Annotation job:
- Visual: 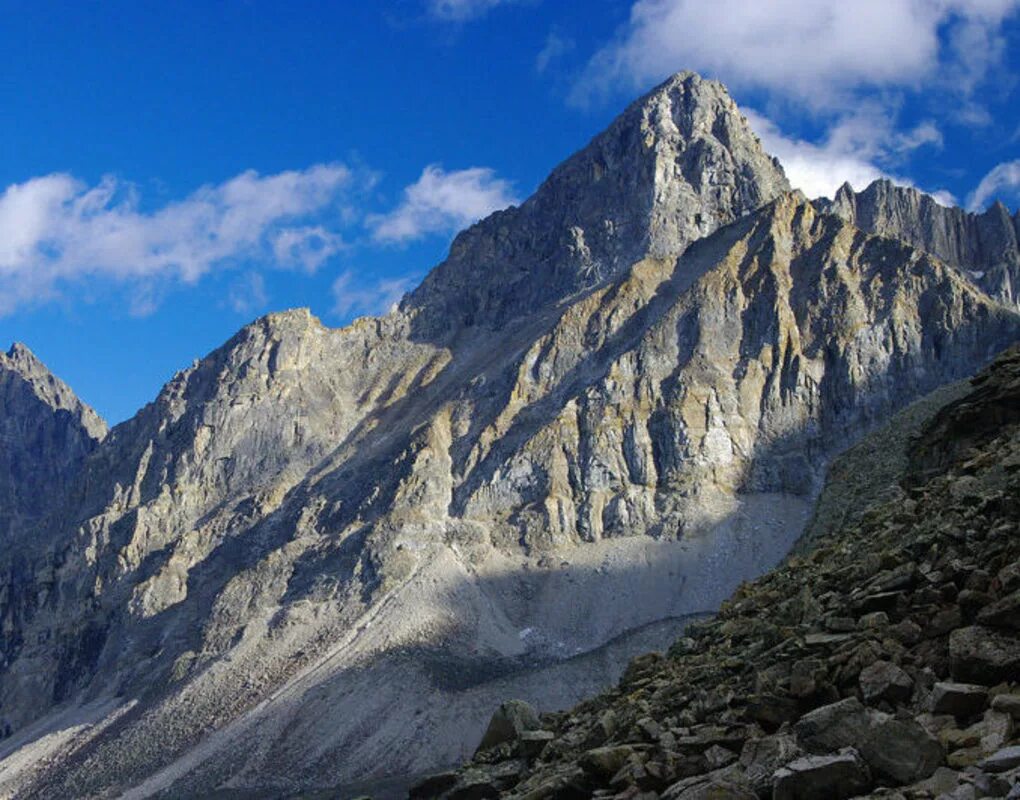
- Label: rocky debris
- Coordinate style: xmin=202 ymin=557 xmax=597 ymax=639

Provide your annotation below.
xmin=423 ymin=346 xmax=1020 ymax=798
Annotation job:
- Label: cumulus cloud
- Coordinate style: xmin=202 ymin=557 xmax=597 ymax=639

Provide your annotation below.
xmin=331 ymin=270 xmax=418 ymax=318
xmin=744 ymin=109 xmax=952 ymax=201
xmin=369 ymin=165 xmax=517 ymax=243
xmin=0 ymin=164 xmax=352 ymax=313
xmin=967 ymin=159 xmax=1020 ymax=210
xmin=573 ymin=0 xmax=1020 ymax=108
xmin=427 ymin=0 xmax=511 ymax=21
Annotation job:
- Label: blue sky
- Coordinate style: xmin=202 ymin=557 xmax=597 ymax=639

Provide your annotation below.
xmin=1 ymin=0 xmax=1018 ymax=423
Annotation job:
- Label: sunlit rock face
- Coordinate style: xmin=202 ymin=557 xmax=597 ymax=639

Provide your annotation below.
xmin=0 ymin=72 xmax=1017 ymax=799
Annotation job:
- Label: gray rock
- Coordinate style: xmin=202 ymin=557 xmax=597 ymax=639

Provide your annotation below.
xmin=978 ymin=745 xmax=1020 ymax=773
xmin=950 ymin=626 xmax=1020 ymax=684
xmin=930 ymin=682 xmax=989 ymax=718
xmin=579 ymin=745 xmax=637 ymax=778
xmin=772 ymin=749 xmax=872 ymax=800
xmin=794 ymin=698 xmax=872 ymax=752
xmin=738 ymin=732 xmax=803 ymax=796
xmin=859 ymin=661 xmax=913 ymax=704
xmin=476 ymin=700 xmax=542 ymax=752
xmin=795 ymin=698 xmax=943 ymax=784
xmin=0 ymin=343 xmax=106 ymax=546
xmin=977 ymin=590 xmax=1020 ymax=630
xmin=863 ymin=714 xmax=944 ymax=784
xmin=991 ymin=692 xmax=1020 ymax=720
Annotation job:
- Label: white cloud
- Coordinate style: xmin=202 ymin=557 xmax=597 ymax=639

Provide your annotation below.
xmin=227 ymin=272 xmax=269 ymax=315
xmin=573 ymin=0 xmax=1020 ymax=108
xmin=0 ymin=164 xmax=352 ymax=313
xmin=427 ymin=0 xmax=511 ymax=21
xmin=967 ymin=159 xmax=1020 ymax=210
xmin=744 ymin=109 xmax=953 ymax=202
xmin=272 ymin=226 xmax=344 ymax=272
xmin=332 ymin=270 xmax=417 ymax=318
xmin=535 ymin=32 xmax=574 ymax=73
xmin=369 ymin=165 xmax=517 ymax=243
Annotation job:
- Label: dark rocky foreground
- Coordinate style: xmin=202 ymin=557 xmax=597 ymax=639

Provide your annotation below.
xmin=417 ymin=345 xmax=1020 ymax=799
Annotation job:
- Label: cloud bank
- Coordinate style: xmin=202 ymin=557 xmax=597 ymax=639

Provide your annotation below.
xmin=574 ymin=0 xmax=1020 ymax=108
xmin=0 ymin=165 xmax=352 ymax=313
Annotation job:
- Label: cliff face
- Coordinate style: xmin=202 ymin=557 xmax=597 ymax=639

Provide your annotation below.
xmin=0 ymin=344 xmax=106 ymax=546
xmin=819 ymin=179 xmax=1020 ymax=310
xmin=0 ymin=73 xmax=1017 ymax=798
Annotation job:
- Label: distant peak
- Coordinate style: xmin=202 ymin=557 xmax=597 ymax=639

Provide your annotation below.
xmin=5 ymin=342 xmax=38 ymax=362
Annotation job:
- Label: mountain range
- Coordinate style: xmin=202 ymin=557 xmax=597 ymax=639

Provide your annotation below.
xmin=0 ymin=71 xmax=1017 ymax=798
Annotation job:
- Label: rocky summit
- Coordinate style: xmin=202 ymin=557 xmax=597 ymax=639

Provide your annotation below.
xmin=0 ymin=71 xmax=1017 ymax=799
xmin=421 ymin=345 xmax=1020 ymax=799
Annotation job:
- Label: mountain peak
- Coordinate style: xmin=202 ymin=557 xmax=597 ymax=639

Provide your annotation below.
xmin=3 ymin=341 xmax=40 ymax=369
xmin=404 ymin=69 xmax=789 ymax=336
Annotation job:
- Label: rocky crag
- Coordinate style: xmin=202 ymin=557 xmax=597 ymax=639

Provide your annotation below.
xmin=423 ymin=345 xmax=1020 ymax=800
xmin=0 ymin=72 xmax=1017 ymax=798
xmin=818 ymin=180 xmax=1020 ymax=310
xmin=0 ymin=344 xmax=106 ymax=548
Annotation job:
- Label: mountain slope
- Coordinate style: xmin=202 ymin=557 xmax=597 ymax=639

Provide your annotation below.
xmin=0 ymin=72 xmax=1017 ymax=798
xmin=0 ymin=343 xmax=106 ymax=546
xmin=423 ymin=344 xmax=1020 ymax=799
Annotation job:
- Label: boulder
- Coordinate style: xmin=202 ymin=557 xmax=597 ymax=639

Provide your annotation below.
xmin=978 ymin=745 xmax=1020 ymax=773
xmin=863 ymin=714 xmax=944 ymax=784
xmin=794 ymin=698 xmax=871 ymax=752
xmin=519 ymin=730 xmax=555 ymax=759
xmin=977 ymin=591 xmax=1020 ymax=629
xmin=794 ymin=698 xmax=942 ymax=783
xmin=991 ymin=692 xmax=1020 ymax=720
xmin=476 ymin=700 xmax=542 ymax=753
xmin=738 ymin=733 xmax=803 ymax=796
xmin=930 ymin=682 xmax=989 ymax=718
xmin=579 ymin=745 xmax=637 ymax=778
xmin=859 ymin=661 xmax=913 ymax=703
xmin=772 ymin=750 xmax=872 ymax=800
xmin=949 ymin=626 xmax=1020 ymax=684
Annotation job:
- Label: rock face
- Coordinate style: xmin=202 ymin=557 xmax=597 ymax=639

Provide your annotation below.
xmin=406 ymin=70 xmax=790 ymax=336
xmin=0 ymin=343 xmax=106 ymax=545
xmin=0 ymin=72 xmax=1018 ymax=798
xmin=425 ymin=345 xmax=1020 ymax=799
xmin=819 ymin=179 xmax=1020 ymax=309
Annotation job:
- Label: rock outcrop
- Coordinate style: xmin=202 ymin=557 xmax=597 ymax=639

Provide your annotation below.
xmin=819 ymin=179 xmax=1020 ymax=310
xmin=423 ymin=345 xmax=1020 ymax=799
xmin=0 ymin=72 xmax=1017 ymax=798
